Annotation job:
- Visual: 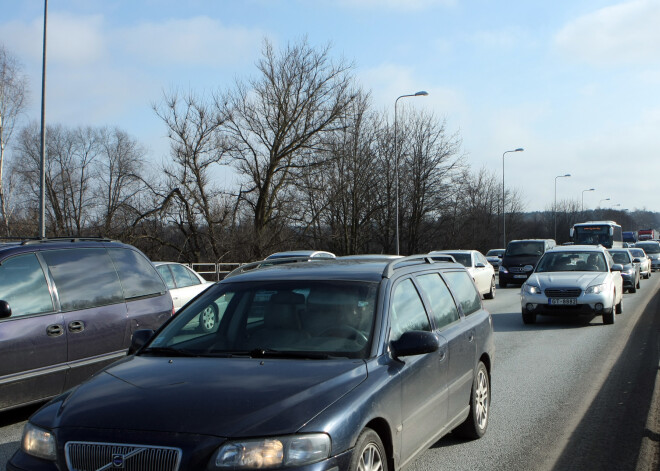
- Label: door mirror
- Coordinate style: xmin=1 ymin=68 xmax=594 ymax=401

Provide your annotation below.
xmin=475 ymin=262 xmax=486 ymax=268
xmin=390 ymin=331 xmax=439 ymax=359
xmin=611 ymin=264 xmax=623 ymax=272
xmin=128 ymin=329 xmax=155 ymax=355
xmin=633 ymin=258 xmax=641 ymax=264
xmin=0 ymin=300 xmax=11 ymax=319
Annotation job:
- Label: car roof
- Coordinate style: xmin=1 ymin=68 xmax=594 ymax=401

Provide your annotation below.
xmin=0 ymin=238 xmax=133 ymax=259
xmin=430 ymin=249 xmax=474 ymax=254
xmin=546 ymin=245 xmax=606 ymax=253
xmin=266 ymin=250 xmax=336 ymax=259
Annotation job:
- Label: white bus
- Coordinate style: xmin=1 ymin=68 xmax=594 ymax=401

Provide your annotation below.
xmin=570 ymin=220 xmax=623 ymax=249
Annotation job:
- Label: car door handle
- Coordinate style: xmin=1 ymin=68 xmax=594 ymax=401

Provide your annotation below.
xmin=68 ymin=320 xmax=85 ymax=333
xmin=47 ymin=324 xmax=64 ymax=337
xmin=438 ymin=349 xmax=447 ymax=362
xmin=466 ymin=331 xmax=475 ymax=342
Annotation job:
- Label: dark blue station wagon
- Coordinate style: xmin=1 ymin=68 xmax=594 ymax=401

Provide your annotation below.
xmin=9 ymin=255 xmax=494 ymax=471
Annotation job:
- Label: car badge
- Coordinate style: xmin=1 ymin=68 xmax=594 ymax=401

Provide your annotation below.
xmin=111 ymin=454 xmax=125 ymax=468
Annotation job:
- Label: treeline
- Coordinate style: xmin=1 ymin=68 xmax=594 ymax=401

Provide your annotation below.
xmin=2 ymin=40 xmax=658 ymax=263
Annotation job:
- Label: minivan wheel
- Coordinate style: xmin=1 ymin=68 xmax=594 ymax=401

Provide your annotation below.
xmin=484 ymin=277 xmax=496 ymax=299
xmin=522 ymin=310 xmax=536 ymax=324
xmin=453 ymin=362 xmax=490 ymax=439
xmin=199 ymin=303 xmax=219 ymax=332
xmin=615 ymin=296 xmax=623 ymax=314
xmin=499 ymin=280 xmax=507 ymax=288
xmin=350 ymin=428 xmax=387 ymax=471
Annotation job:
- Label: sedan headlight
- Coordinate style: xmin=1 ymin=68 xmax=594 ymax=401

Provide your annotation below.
xmin=623 ymin=267 xmax=635 ymax=275
xmin=22 ymin=423 xmax=57 ymax=460
xmin=585 ymin=284 xmax=606 ymax=294
xmin=523 ymin=283 xmax=541 ymax=294
xmin=213 ymin=434 xmax=331 ymax=468
xmin=499 ymin=266 xmax=509 ymax=274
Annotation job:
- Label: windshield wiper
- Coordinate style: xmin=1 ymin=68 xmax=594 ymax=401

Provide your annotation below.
xmin=140 ymin=346 xmax=198 ymax=357
xmin=248 ymin=348 xmax=337 ymax=359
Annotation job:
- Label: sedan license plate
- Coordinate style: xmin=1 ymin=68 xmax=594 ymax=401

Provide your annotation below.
xmin=549 ymin=298 xmax=577 ymax=306
xmin=513 ymin=274 xmax=527 ymax=279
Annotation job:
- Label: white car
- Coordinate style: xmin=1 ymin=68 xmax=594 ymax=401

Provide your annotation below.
xmin=628 ymin=247 xmax=652 ymax=279
xmin=520 ymin=245 xmax=624 ymax=325
xmin=429 ymin=249 xmax=496 ymax=299
xmin=154 ymin=262 xmax=214 ymax=312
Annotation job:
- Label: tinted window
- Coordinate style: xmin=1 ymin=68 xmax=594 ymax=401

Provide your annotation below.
xmin=444 ymin=253 xmax=471 ymax=267
xmin=0 ymin=253 xmax=54 ymax=316
xmin=170 ymin=264 xmax=198 ymax=288
xmin=390 ymin=279 xmax=431 ymax=341
xmin=506 ymin=241 xmax=544 ymax=256
xmin=156 ymin=265 xmax=176 ymax=290
xmin=108 ymin=248 xmax=166 ymax=299
xmin=609 ymin=251 xmax=631 ymax=264
xmin=41 ymin=248 xmax=124 ymax=311
xmin=416 ymin=273 xmax=459 ymax=330
xmin=442 ymin=271 xmax=482 ymax=316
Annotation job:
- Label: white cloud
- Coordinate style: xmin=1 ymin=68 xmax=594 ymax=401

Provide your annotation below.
xmin=116 ymin=16 xmax=264 ymax=67
xmin=555 ymin=0 xmax=660 ymax=66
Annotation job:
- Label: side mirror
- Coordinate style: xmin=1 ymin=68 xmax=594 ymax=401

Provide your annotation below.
xmin=128 ymin=329 xmax=155 ymax=355
xmin=0 ymin=300 xmax=11 ymax=319
xmin=390 ymin=331 xmax=439 ymax=359
xmin=475 ymin=262 xmax=486 ymax=268
xmin=611 ymin=264 xmax=623 ymax=272
xmin=633 ymin=258 xmax=641 ymax=264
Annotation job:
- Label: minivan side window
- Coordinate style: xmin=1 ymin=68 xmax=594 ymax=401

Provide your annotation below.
xmin=442 ymin=271 xmax=482 ymax=316
xmin=416 ymin=273 xmax=460 ymax=330
xmin=41 ymin=248 xmax=124 ymax=311
xmin=390 ymin=278 xmax=431 ymax=341
xmin=108 ymin=248 xmax=166 ymax=299
xmin=0 ymin=253 xmax=54 ymax=317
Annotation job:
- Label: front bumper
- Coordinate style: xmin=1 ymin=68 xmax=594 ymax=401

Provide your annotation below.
xmin=521 ymin=291 xmax=613 ymax=316
xmin=499 ymin=268 xmax=533 ymax=284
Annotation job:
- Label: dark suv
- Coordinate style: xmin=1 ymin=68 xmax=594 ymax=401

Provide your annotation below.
xmin=9 ymin=255 xmax=494 ymax=471
xmin=499 ymin=239 xmax=556 ymax=287
xmin=0 ymin=238 xmax=173 ymax=412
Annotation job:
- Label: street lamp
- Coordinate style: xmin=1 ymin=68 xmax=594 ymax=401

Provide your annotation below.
xmin=502 ymin=148 xmax=524 ymax=247
xmin=554 ymin=173 xmax=571 ymax=240
xmin=394 ymin=90 xmax=428 ymax=255
xmin=599 ymin=198 xmax=611 ymax=208
xmin=581 ymin=188 xmax=595 ymax=212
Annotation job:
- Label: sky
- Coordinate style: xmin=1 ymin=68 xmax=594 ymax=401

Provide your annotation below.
xmin=2 ymin=0 xmax=660 ymax=213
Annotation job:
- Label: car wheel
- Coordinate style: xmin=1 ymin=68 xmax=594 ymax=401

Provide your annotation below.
xmin=453 ymin=362 xmax=490 ymax=439
xmin=349 ymin=428 xmax=388 ymax=471
xmin=499 ymin=280 xmax=507 ymax=288
xmin=615 ymin=296 xmax=623 ymax=314
xmin=522 ymin=310 xmax=536 ymax=324
xmin=199 ymin=303 xmax=219 ymax=332
xmin=603 ymin=308 xmax=615 ymax=325
xmin=636 ymin=277 xmax=641 ymax=289
xmin=484 ymin=277 xmax=496 ymax=299
xmin=629 ymin=284 xmax=636 ymax=293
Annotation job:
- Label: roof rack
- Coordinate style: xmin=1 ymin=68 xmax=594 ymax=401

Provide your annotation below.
xmin=224 ymin=256 xmax=333 ymax=279
xmin=19 ymin=236 xmax=117 ymax=246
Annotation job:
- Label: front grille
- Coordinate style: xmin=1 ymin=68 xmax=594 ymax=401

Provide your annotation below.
xmin=65 ymin=442 xmax=182 ymax=471
xmin=545 ymin=288 xmax=581 ymax=298
xmin=508 ymin=266 xmax=528 ymax=273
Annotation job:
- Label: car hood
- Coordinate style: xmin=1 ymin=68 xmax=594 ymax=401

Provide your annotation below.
xmin=527 ymin=272 xmax=607 ymax=288
xmin=36 ymin=356 xmax=367 ymax=437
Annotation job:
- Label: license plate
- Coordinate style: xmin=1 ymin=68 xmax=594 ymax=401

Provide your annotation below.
xmin=549 ymin=298 xmax=577 ymax=305
xmin=513 ymin=274 xmax=527 ymax=279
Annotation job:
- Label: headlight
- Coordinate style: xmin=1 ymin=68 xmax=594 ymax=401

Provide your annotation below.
xmin=523 ymin=265 xmax=534 ymax=272
xmin=499 ymin=266 xmax=508 ymax=274
xmin=523 ymin=283 xmax=541 ymax=294
xmin=22 ymin=423 xmax=57 ymax=460
xmin=213 ymin=434 xmax=331 ymax=468
xmin=586 ymin=284 xmax=605 ymax=294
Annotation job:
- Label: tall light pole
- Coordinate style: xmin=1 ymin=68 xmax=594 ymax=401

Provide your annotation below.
xmin=554 ymin=173 xmax=571 ymax=240
xmin=39 ymin=0 xmax=48 ymax=238
xmin=502 ymin=148 xmax=524 ymax=247
xmin=581 ymin=188 xmax=595 ymax=213
xmin=394 ymin=90 xmax=428 ymax=255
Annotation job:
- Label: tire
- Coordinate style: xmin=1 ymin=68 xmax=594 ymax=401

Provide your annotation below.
xmin=199 ymin=303 xmax=219 ymax=332
xmin=603 ymin=308 xmax=615 ymax=324
xmin=636 ymin=277 xmax=641 ymax=289
xmin=453 ymin=362 xmax=490 ymax=439
xmin=630 ymin=284 xmax=636 ymax=294
xmin=615 ymin=296 xmax=623 ymax=314
xmin=484 ymin=277 xmax=496 ymax=299
xmin=522 ymin=310 xmax=536 ymax=324
xmin=349 ymin=428 xmax=388 ymax=471
xmin=499 ymin=280 xmax=507 ymax=289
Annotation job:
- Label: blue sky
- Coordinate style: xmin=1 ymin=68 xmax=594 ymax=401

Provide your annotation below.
xmin=2 ymin=0 xmax=660 ymax=212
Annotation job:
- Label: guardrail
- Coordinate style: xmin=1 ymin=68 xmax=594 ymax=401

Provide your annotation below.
xmin=189 ymin=263 xmax=243 ymax=281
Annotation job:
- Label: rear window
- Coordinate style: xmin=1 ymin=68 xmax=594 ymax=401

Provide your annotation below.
xmin=108 ymin=248 xmax=166 ymax=299
xmin=442 ymin=271 xmax=482 ymax=316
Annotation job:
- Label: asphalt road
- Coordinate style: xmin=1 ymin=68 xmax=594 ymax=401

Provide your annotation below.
xmin=1 ymin=276 xmax=659 ymax=470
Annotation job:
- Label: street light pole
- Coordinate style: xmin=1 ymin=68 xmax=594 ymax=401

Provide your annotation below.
xmin=39 ymin=0 xmax=48 ymax=238
xmin=554 ymin=173 xmax=571 ymax=240
xmin=394 ymin=90 xmax=428 ymax=255
xmin=581 ymin=188 xmax=595 ymax=213
xmin=599 ymin=198 xmax=611 ymax=208
xmin=502 ymin=148 xmax=524 ymax=247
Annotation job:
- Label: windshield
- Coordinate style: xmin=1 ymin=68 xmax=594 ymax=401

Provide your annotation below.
xmin=629 ymin=249 xmax=645 ymax=257
xmin=536 ymin=251 xmax=607 ymax=273
xmin=635 ymin=243 xmax=660 ymax=254
xmin=144 ymin=280 xmax=379 ymax=359
xmin=573 ymin=226 xmax=612 ymax=246
xmin=506 ymin=242 xmax=544 ymax=257
xmin=608 ymin=251 xmax=631 ymax=265
xmin=486 ymin=250 xmax=504 ymax=257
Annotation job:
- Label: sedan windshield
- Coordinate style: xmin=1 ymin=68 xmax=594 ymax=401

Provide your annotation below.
xmin=536 ymin=251 xmax=607 ymax=272
xmin=144 ymin=280 xmax=379 ymax=360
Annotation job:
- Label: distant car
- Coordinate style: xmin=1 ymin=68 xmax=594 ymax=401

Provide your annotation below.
xmin=485 ymin=249 xmax=505 ymax=270
xmin=266 ymin=250 xmax=336 ymax=260
xmin=154 ymin=262 xmax=214 ymax=311
xmin=520 ymin=245 xmax=624 ymax=325
xmin=628 ymin=247 xmax=652 ymax=279
xmin=10 ymin=255 xmax=494 ymax=471
xmin=607 ymin=249 xmax=641 ymax=293
xmin=430 ymin=249 xmax=496 ymax=299
xmin=499 ymin=239 xmax=556 ymax=288
xmin=634 ymin=241 xmax=660 ymax=272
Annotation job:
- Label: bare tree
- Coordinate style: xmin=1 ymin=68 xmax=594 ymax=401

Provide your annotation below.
xmin=0 ymin=45 xmax=29 ymax=235
xmin=220 ymin=37 xmax=358 ymax=257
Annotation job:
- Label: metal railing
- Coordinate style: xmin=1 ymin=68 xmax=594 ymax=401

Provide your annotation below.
xmin=189 ymin=262 xmax=243 ymax=281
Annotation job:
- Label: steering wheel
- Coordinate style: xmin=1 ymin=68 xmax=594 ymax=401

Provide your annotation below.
xmin=320 ymin=325 xmax=368 ymax=343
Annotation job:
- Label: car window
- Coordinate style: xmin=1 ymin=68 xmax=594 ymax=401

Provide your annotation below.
xmin=445 ymin=253 xmax=471 ymax=267
xmin=609 ymin=251 xmax=630 ymax=264
xmin=108 ymin=248 xmax=166 ymax=299
xmin=41 ymin=248 xmax=124 ymax=311
xmin=442 ymin=271 xmax=482 ymax=316
xmin=170 ymin=264 xmax=199 ymax=288
xmin=416 ymin=273 xmax=459 ymax=330
xmin=0 ymin=253 xmax=54 ymax=317
xmin=390 ymin=278 xmax=431 ymax=341
xmin=156 ymin=265 xmax=176 ymax=290
xmin=506 ymin=241 xmax=544 ymax=256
